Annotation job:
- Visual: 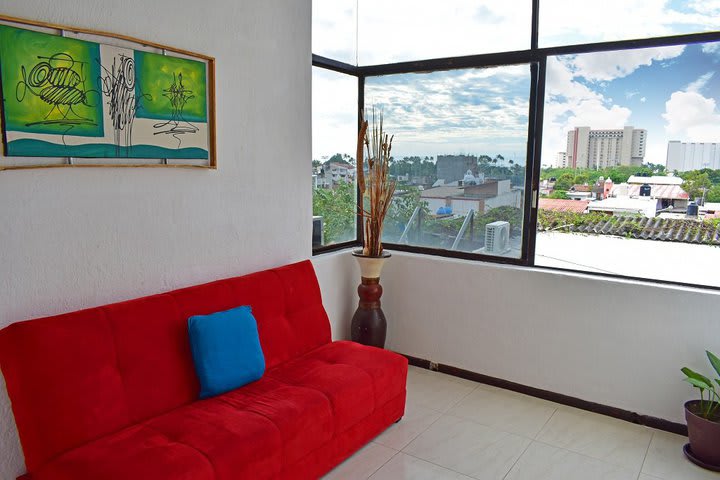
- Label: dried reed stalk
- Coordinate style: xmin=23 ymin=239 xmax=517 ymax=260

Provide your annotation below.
xmin=357 ymin=108 xmax=396 ymax=257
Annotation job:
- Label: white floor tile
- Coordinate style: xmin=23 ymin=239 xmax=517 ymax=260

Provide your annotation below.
xmin=322 ymin=443 xmax=398 ymax=480
xmin=369 ymin=452 xmax=475 ymax=480
xmin=403 ymin=414 xmax=531 ymax=479
xmin=446 ymin=385 xmax=557 ymax=437
xmin=642 ymin=430 xmax=720 ymax=480
xmin=406 ymin=366 xmax=478 ymax=413
xmin=374 ymin=400 xmax=443 ymax=450
xmin=505 ymin=441 xmax=638 ymax=480
xmin=536 ymin=406 xmax=652 ymax=471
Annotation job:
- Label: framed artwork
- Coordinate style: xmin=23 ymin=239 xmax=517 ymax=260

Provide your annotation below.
xmin=0 ymin=15 xmax=216 ymax=169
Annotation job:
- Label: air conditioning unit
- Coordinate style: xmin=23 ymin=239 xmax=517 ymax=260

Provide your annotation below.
xmin=485 ymin=221 xmax=511 ymax=254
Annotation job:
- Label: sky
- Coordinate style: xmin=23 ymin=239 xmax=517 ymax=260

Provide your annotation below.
xmin=312 ymin=0 xmax=720 ymax=166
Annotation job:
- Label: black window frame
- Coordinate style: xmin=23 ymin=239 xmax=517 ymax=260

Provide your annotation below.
xmin=311 ymin=1 xmax=720 ymax=288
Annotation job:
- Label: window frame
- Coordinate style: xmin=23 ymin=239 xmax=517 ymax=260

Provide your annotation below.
xmin=312 ymin=1 xmax=720 ymax=288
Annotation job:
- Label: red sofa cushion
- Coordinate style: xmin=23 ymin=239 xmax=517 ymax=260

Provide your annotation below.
xmin=0 ymin=308 xmax=131 ymax=472
xmin=0 ymin=260 xmax=332 ymax=473
xmin=29 ymin=342 xmax=407 ymax=480
xmin=31 ymin=425 xmax=214 ymax=480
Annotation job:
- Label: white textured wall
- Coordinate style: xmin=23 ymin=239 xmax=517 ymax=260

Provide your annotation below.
xmin=379 ymin=251 xmax=720 ymax=425
xmin=312 ymin=251 xmax=359 ymax=341
xmin=0 ymin=1 xmax=311 ymax=478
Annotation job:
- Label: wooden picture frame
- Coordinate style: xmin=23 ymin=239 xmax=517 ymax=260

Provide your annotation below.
xmin=0 ymin=14 xmax=217 ymax=170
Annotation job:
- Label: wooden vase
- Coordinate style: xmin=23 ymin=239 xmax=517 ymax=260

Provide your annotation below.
xmin=351 ymin=250 xmax=390 ymax=348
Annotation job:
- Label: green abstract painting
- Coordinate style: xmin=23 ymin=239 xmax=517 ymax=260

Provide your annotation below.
xmin=134 ymin=51 xmax=207 ymax=122
xmin=0 ymin=24 xmax=103 ymax=137
xmin=0 ymin=23 xmax=211 ymax=161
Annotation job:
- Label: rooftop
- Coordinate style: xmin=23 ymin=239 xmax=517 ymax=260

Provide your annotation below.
xmin=627 ymin=175 xmax=684 ymax=185
xmin=538 ymin=198 xmax=590 ymax=213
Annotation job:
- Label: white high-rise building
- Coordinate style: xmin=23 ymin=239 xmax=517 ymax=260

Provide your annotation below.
xmin=566 ymin=126 xmax=646 ymax=169
xmin=555 ymin=152 xmax=568 ymax=168
xmin=666 ymin=141 xmax=720 ymax=171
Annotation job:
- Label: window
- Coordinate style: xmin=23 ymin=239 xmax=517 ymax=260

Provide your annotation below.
xmin=357 ymin=0 xmax=531 ymax=65
xmin=538 ymin=41 xmax=720 ymax=287
xmin=365 ymin=66 xmax=531 ymax=259
xmin=312 ymin=67 xmax=358 ymax=248
xmin=540 ymin=0 xmax=720 ymax=47
xmin=312 ymin=0 xmax=357 ymax=64
xmin=312 ymin=1 xmax=720 ymax=288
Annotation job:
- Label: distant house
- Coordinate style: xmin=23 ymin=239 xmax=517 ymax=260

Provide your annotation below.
xmin=610 ymin=181 xmax=689 ymax=212
xmin=421 ymin=179 xmax=522 ymax=216
xmin=567 ymin=184 xmax=593 ymax=200
xmin=587 ymin=196 xmax=658 ymax=217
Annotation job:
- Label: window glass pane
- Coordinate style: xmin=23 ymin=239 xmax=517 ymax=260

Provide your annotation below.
xmin=312 ymin=67 xmax=358 ymax=247
xmin=366 ymin=65 xmax=532 ymax=259
xmin=312 ymin=0 xmax=357 ymax=64
xmin=358 ymin=0 xmax=531 ymax=65
xmin=540 ymin=0 xmax=720 ymax=47
xmin=538 ymin=41 xmax=720 ymax=287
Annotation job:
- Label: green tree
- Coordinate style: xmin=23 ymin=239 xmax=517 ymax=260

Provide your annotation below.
xmin=706 ymin=185 xmax=720 ymax=203
xmin=548 ymin=190 xmax=569 ymax=199
xmin=554 ymin=173 xmax=575 ymax=190
xmin=682 ymin=171 xmax=712 ymax=200
xmin=312 ymin=182 xmax=356 ymax=244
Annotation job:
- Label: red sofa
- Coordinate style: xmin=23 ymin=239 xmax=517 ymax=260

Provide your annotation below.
xmin=0 ymin=260 xmax=408 ymax=480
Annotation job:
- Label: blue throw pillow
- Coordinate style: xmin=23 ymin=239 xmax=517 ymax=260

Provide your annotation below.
xmin=188 ymin=305 xmax=265 ymax=399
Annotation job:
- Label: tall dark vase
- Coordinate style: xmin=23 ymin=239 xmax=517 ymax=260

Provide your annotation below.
xmin=350 ymin=250 xmax=390 ymax=349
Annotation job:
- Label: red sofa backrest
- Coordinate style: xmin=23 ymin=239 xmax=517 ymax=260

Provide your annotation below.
xmin=0 ymin=260 xmax=330 ymax=473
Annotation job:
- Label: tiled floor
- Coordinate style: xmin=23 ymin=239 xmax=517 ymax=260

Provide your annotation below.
xmin=322 ymin=366 xmax=720 ymax=480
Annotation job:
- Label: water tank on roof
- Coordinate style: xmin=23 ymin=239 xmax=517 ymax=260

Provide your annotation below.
xmin=639 ymin=184 xmax=652 ymax=197
xmin=687 ymin=202 xmax=699 ymax=217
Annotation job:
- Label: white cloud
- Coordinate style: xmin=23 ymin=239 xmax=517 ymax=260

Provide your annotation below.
xmin=364 ymin=66 xmax=531 ymax=159
xmin=702 ymin=42 xmax=720 ymax=54
xmin=685 ymin=72 xmax=715 ymax=93
xmin=569 ymin=46 xmax=685 ymax=82
xmin=663 ymin=90 xmax=720 ymax=142
xmin=356 ymin=0 xmax=530 ymax=65
xmin=541 ymin=0 xmax=720 ymax=46
xmin=640 ymin=97 xmax=647 ymax=103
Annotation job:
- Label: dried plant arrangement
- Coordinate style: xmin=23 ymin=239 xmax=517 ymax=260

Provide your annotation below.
xmin=356 ymin=108 xmax=396 ymax=257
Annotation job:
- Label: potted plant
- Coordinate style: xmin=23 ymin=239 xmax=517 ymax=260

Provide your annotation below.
xmin=350 ymin=108 xmax=396 ymax=348
xmin=681 ymin=350 xmax=720 ymax=470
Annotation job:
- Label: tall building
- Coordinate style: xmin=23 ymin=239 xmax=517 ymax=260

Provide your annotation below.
xmin=666 ymin=141 xmax=720 ymax=171
xmin=436 ymin=154 xmax=477 ymax=183
xmin=555 ymin=152 xmax=568 ymax=168
xmin=566 ymin=126 xmax=646 ymax=169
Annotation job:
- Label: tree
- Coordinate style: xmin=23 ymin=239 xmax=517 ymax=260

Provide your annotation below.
xmin=554 ymin=173 xmax=575 ymax=190
xmin=548 ymin=190 xmax=569 ymax=199
xmin=682 ymin=171 xmax=712 ymax=200
xmin=706 ymin=185 xmax=720 ymax=203
xmin=312 ymin=182 xmax=356 ymax=244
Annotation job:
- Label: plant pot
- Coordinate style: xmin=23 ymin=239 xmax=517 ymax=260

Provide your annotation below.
xmin=684 ymin=400 xmax=720 ymax=469
xmin=350 ymin=250 xmax=390 ymax=348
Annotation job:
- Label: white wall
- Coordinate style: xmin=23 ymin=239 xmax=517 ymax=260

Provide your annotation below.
xmin=0 ymin=1 xmax=310 ymax=478
xmin=379 ymin=251 xmax=720 ymax=425
xmin=312 ymin=251 xmax=359 ymax=341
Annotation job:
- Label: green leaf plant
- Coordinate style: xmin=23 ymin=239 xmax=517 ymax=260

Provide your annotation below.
xmin=682 ymin=351 xmax=720 ymax=420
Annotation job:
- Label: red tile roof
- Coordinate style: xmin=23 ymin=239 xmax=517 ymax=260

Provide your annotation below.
xmin=539 ymin=198 xmax=590 ymax=213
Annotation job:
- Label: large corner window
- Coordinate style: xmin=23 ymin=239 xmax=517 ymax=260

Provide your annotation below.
xmin=366 ymin=66 xmax=531 ymax=259
xmin=311 ymin=1 xmax=720 ymax=289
